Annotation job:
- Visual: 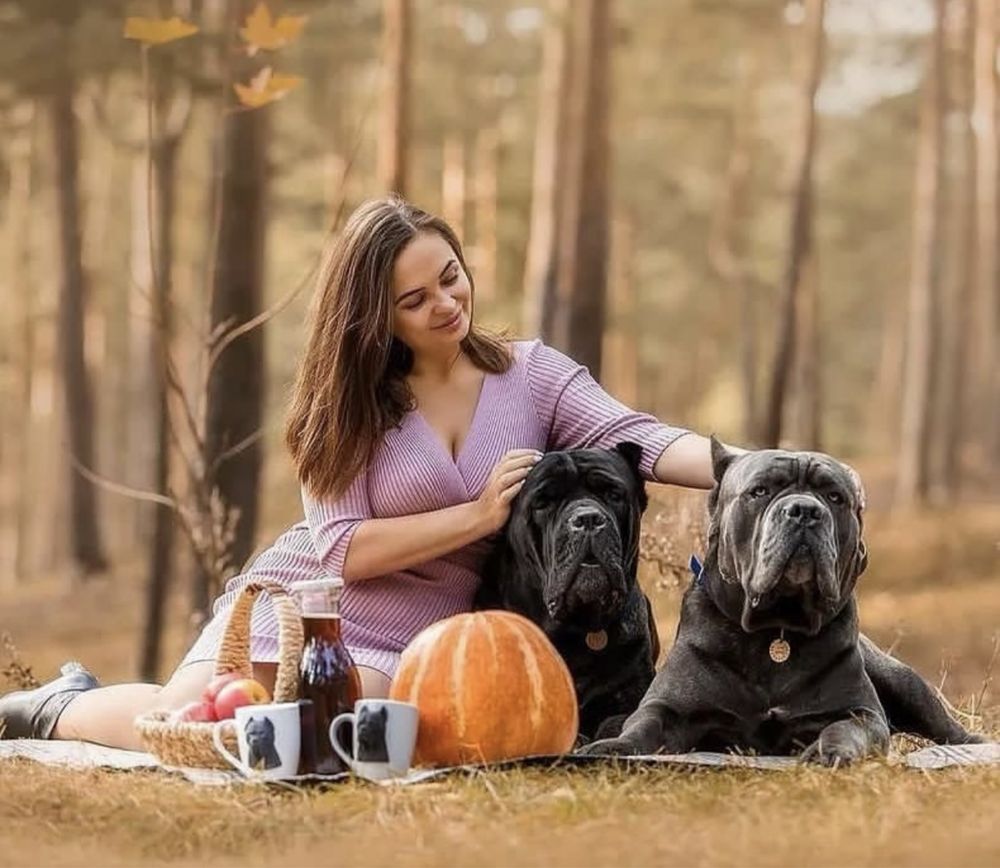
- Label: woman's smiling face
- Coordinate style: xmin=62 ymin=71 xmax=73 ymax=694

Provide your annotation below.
xmin=391 ymin=231 xmax=472 ymax=359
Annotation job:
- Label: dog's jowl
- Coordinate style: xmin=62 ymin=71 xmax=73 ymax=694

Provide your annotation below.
xmin=476 ymin=442 xmax=659 ymax=739
xmin=580 ymin=438 xmax=983 ymax=765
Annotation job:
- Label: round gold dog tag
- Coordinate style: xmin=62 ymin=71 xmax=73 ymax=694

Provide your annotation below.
xmin=585 ymin=630 xmax=609 ymax=651
xmin=769 ymin=637 xmax=791 ymax=663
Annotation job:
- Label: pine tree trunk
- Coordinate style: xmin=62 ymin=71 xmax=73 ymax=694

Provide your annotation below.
xmin=895 ymin=0 xmax=945 ymax=509
xmin=472 ymin=127 xmax=499 ymax=303
xmin=554 ymin=0 xmax=612 ymax=376
xmin=441 ymin=135 xmax=466 ymax=241
xmin=50 ymin=44 xmax=108 ymax=578
xmin=377 ymin=0 xmax=411 ymax=195
xmin=602 ymin=212 xmax=638 ymax=406
xmin=936 ymin=0 xmax=977 ymax=501
xmin=793 ymin=249 xmax=822 ymax=450
xmin=3 ymin=108 xmax=34 ymax=585
xmin=195 ymin=9 xmax=269 ymax=617
xmin=761 ymin=0 xmax=825 ymax=448
xmin=140 ymin=131 xmax=180 ymax=682
xmin=709 ymin=51 xmax=757 ymax=444
xmin=522 ymin=0 xmax=572 ymax=339
xmin=971 ymin=0 xmax=998 ymax=468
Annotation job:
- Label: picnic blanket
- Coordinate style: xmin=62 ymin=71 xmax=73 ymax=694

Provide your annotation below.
xmin=1 ymin=739 xmax=998 ymax=788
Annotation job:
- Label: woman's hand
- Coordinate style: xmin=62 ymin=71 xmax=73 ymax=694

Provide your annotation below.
xmin=476 ymin=449 xmax=543 ymax=534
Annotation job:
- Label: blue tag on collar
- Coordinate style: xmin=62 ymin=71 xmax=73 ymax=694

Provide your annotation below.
xmin=689 ymin=554 xmax=704 ymax=585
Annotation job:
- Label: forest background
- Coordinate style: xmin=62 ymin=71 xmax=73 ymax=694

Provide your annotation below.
xmin=1 ymin=3 xmax=999 ymax=866
xmin=0 ymin=0 xmax=996 ymax=720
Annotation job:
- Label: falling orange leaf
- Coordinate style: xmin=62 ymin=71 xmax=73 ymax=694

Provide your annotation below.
xmin=124 ymin=16 xmax=199 ymax=45
xmin=233 ymin=66 xmax=303 ymax=108
xmin=239 ymin=2 xmax=307 ymax=54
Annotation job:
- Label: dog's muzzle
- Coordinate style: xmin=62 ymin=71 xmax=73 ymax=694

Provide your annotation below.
xmin=544 ymin=503 xmax=627 ymax=626
xmin=741 ymin=494 xmax=841 ymax=634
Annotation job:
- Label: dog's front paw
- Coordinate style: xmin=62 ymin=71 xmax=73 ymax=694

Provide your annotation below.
xmin=575 ymin=736 xmax=640 ymax=757
xmin=800 ymin=728 xmax=868 ymax=768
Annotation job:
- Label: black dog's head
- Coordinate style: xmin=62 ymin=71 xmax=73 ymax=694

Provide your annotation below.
xmin=506 ymin=442 xmax=648 ymax=629
xmin=704 ymin=437 xmax=868 ymax=636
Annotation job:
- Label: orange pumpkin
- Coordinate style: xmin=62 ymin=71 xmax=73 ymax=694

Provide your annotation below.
xmin=389 ymin=610 xmax=579 ymax=766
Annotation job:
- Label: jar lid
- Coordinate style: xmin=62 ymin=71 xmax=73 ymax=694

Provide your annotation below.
xmin=292 ymin=577 xmax=344 ymax=593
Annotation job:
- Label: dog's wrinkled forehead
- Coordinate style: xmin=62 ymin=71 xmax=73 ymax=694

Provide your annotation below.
xmin=526 ymin=449 xmax=632 ymax=494
xmin=722 ymin=450 xmax=864 ymax=507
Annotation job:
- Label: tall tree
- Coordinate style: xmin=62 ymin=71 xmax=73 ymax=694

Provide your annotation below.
xmin=971 ymin=0 xmax=998 ymax=466
xmin=709 ymin=49 xmax=758 ymax=445
xmin=553 ymin=0 xmax=612 ymax=376
xmin=50 ymin=4 xmax=109 ymax=577
xmin=139 ymin=49 xmax=190 ymax=681
xmin=602 ymin=211 xmax=638 ymax=406
xmin=935 ymin=0 xmax=978 ymax=500
xmin=761 ymin=0 xmax=825 ymax=448
xmin=1 ymin=104 xmax=36 ymax=584
xmin=472 ymin=126 xmax=499 ymax=303
xmin=195 ymin=0 xmax=270 ymax=618
xmin=522 ymin=0 xmax=572 ymax=339
xmin=377 ymin=0 xmax=411 ymax=195
xmin=441 ymin=135 xmax=466 ymax=240
xmin=896 ymin=0 xmax=946 ymax=508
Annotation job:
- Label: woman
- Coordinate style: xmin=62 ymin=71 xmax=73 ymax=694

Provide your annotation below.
xmin=0 ymin=195 xmax=724 ymax=750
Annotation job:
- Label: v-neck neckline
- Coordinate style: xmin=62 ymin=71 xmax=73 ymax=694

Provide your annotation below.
xmin=411 ymin=369 xmax=493 ymax=467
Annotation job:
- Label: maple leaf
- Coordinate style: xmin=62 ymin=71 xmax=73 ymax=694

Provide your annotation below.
xmin=239 ymin=2 xmax=307 ymax=54
xmin=233 ymin=66 xmax=303 ymax=108
xmin=124 ymin=16 xmax=199 ymax=45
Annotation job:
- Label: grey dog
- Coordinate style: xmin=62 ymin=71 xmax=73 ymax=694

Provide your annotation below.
xmin=580 ymin=438 xmax=983 ymax=765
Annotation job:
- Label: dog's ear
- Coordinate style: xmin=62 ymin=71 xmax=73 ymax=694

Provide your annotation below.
xmin=710 ymin=435 xmax=738 ymax=485
xmin=843 ymin=462 xmax=869 ymax=579
xmin=613 ymin=441 xmax=648 ymax=512
xmin=613 ymin=441 xmax=643 ymax=478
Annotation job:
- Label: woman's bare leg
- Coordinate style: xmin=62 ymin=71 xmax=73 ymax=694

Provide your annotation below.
xmin=51 ymin=661 xmax=389 ymax=750
xmin=53 ymin=661 xmax=278 ymax=751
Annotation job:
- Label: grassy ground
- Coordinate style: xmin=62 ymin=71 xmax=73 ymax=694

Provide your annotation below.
xmin=1 ymin=491 xmax=998 ymax=868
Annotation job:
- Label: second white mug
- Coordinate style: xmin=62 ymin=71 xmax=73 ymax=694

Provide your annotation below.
xmin=330 ymin=699 xmax=419 ymax=781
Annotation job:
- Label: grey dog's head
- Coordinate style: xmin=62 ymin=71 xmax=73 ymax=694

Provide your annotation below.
xmin=245 ymin=717 xmax=275 ymax=749
xmin=703 ymin=437 xmax=868 ymax=635
xmin=506 ymin=443 xmax=648 ymax=629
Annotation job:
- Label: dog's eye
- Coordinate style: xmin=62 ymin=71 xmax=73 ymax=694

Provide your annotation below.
xmin=531 ymin=495 xmax=551 ymax=513
xmin=748 ymin=485 xmax=769 ymax=499
xmin=603 ymin=488 xmax=623 ymax=503
xmin=826 ymin=491 xmax=844 ymax=505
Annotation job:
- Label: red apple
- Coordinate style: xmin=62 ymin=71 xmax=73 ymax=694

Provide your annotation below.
xmin=202 ymin=672 xmax=244 ymax=706
xmin=170 ymin=700 xmax=217 ymax=724
xmin=212 ymin=678 xmax=271 ymax=720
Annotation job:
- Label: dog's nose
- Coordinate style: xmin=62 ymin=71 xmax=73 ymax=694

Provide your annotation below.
xmin=781 ymin=496 xmax=823 ymax=527
xmin=570 ymin=508 xmax=607 ymax=532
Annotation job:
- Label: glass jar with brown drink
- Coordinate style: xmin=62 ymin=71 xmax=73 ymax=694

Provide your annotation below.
xmin=293 ymin=577 xmax=362 ymax=774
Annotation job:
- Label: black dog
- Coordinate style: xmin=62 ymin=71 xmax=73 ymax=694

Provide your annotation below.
xmin=581 ymin=439 xmax=982 ymax=764
xmin=244 ymin=716 xmax=282 ymax=770
xmin=476 ymin=442 xmax=660 ymax=739
xmin=357 ymin=705 xmax=390 ymax=763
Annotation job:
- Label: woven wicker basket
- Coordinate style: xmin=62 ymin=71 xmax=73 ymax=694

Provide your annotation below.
xmin=134 ymin=580 xmax=304 ymax=770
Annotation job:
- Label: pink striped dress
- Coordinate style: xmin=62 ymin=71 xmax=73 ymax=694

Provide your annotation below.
xmin=180 ymin=340 xmax=690 ymax=677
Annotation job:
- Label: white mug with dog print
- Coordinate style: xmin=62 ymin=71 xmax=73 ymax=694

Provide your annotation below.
xmin=330 ymin=699 xmax=419 ymax=781
xmin=212 ymin=701 xmax=301 ymax=779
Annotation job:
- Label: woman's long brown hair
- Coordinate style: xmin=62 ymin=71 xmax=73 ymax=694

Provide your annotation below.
xmin=285 ymin=195 xmax=512 ymax=500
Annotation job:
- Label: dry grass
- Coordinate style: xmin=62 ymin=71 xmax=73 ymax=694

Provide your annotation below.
xmin=2 ymin=762 xmax=1000 ymax=867
xmin=1 ymin=494 xmax=998 ymax=868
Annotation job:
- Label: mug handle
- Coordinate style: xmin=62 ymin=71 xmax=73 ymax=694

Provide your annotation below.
xmin=329 ymin=712 xmax=356 ymax=772
xmin=212 ymin=720 xmax=251 ymax=776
